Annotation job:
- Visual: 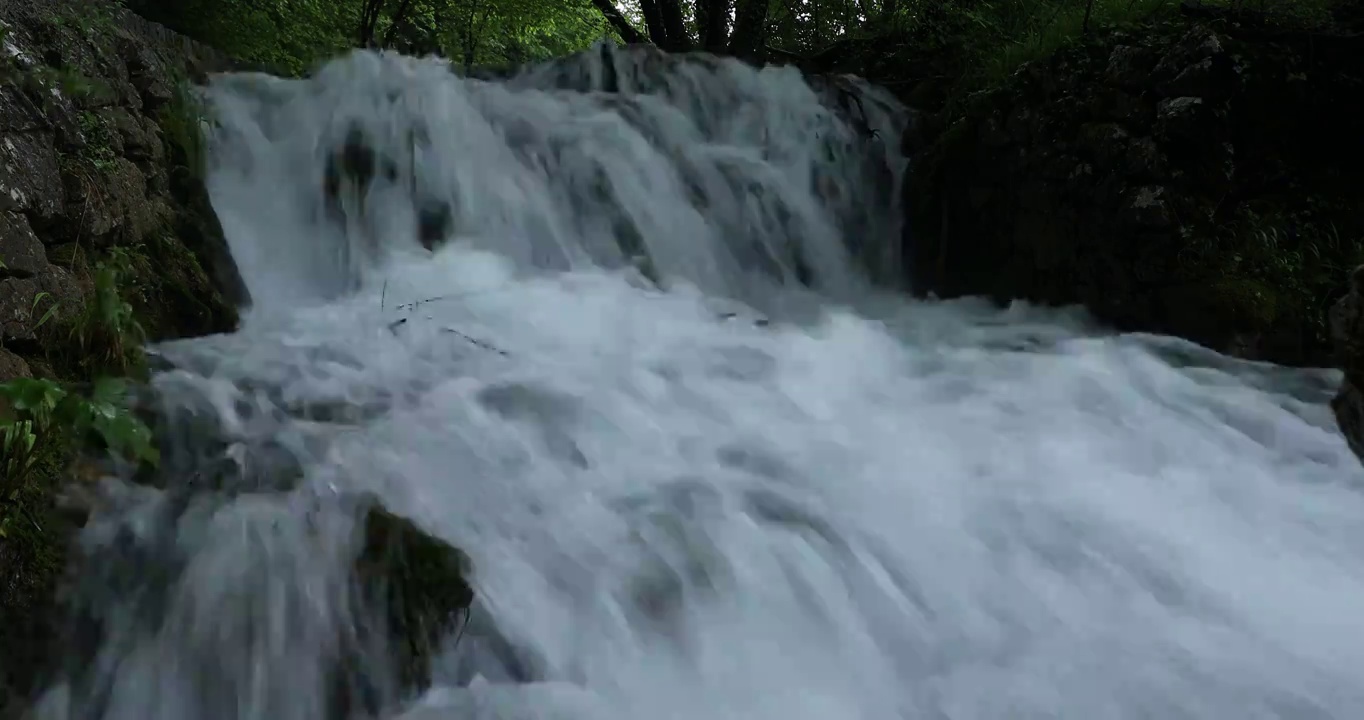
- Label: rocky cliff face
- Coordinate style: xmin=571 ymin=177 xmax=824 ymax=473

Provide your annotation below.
xmin=0 ymin=1 xmax=245 ymax=711
xmin=0 ymin=0 xmax=246 ymax=364
xmin=903 ymin=12 xmax=1364 ymax=367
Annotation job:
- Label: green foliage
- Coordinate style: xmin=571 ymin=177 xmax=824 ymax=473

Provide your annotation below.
xmin=66 ymin=249 xmax=148 ymax=377
xmin=77 ymin=111 xmax=120 ymax=174
xmin=1176 ymin=193 xmax=1364 ymax=350
xmin=966 ymin=0 xmax=1179 ymax=86
xmin=1229 ymin=217 xmax=1361 ymax=343
xmin=42 ymin=0 xmax=126 ymax=38
xmin=121 ymin=0 xmax=609 ymax=75
xmin=29 ymin=292 xmax=60 ymax=334
xmin=0 ymin=376 xmax=156 ymax=538
xmin=804 ymin=0 xmax=1351 ymax=104
xmin=54 ymin=69 xmax=116 ymax=103
xmin=972 ymin=0 xmax=1344 ymax=83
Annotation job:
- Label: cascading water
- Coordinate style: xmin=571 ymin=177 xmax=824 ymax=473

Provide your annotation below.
xmin=29 ymin=42 xmax=1364 ymax=720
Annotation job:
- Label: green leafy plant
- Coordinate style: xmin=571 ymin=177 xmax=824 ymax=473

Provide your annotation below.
xmin=68 ymin=250 xmax=148 ymax=375
xmin=0 ymin=376 xmax=157 ymax=537
xmin=30 ymin=291 xmax=59 ymax=332
xmin=24 ymin=66 xmax=115 ymax=105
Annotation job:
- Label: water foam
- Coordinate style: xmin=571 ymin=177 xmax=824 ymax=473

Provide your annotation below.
xmin=32 ymin=45 xmax=1364 ymax=720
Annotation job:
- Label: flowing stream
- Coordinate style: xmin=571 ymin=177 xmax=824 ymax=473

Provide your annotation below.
xmin=31 ymin=44 xmax=1364 ymax=719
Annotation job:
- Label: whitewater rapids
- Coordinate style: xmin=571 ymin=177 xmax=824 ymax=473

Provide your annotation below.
xmin=32 ymin=44 xmax=1364 ymax=720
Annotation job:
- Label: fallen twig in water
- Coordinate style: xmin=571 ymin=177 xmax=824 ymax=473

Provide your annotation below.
xmin=386 ymin=315 xmax=508 ymax=355
xmin=442 ymin=328 xmax=509 ymax=355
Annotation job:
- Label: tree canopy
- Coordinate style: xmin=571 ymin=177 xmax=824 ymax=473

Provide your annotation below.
xmin=121 ymin=0 xmax=615 ymax=74
xmin=120 ymin=0 xmax=910 ymax=75
xmin=120 ymin=0 xmax=1349 ymax=90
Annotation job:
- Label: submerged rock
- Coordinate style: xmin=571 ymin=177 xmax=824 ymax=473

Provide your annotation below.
xmin=321 ymin=124 xmax=454 ymax=256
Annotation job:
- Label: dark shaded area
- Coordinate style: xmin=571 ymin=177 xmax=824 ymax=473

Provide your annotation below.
xmin=899 ymin=9 xmax=1364 ymax=366
xmin=1331 ymin=266 xmax=1364 ymax=460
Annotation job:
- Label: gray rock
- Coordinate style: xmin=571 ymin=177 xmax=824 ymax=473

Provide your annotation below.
xmin=0 ymin=85 xmax=46 ymax=133
xmin=37 ymin=264 xmax=85 ymax=326
xmin=0 ymin=346 xmax=32 ymax=381
xmin=0 ymin=276 xmax=42 ymax=342
xmin=1107 ymin=45 xmax=1158 ymax=88
xmin=0 ymin=131 xmax=64 ymax=219
xmin=107 ymin=107 xmax=158 ymax=161
xmin=0 ymin=210 xmax=48 ymax=277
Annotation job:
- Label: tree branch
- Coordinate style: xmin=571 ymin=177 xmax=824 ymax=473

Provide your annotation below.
xmin=590 ymin=0 xmax=648 ymax=44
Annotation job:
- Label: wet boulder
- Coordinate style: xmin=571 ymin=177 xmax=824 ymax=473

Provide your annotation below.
xmin=355 ymin=502 xmax=474 ymax=694
xmin=322 ymin=124 xmax=454 ymax=254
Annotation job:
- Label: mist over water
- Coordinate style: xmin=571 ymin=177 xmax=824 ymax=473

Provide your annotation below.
xmin=34 ymin=44 xmax=1364 ymax=720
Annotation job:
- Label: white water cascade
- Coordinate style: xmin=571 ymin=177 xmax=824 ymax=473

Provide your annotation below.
xmin=30 ymin=44 xmax=1364 ymax=720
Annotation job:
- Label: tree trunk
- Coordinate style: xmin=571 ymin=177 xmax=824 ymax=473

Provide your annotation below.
xmin=380 ymin=0 xmax=417 ymax=48
xmin=728 ymin=0 xmax=770 ymax=60
xmin=658 ymin=0 xmax=694 ymax=51
xmin=697 ymin=0 xmax=732 ymax=52
xmin=358 ymin=0 xmax=386 ymax=47
xmin=590 ymin=0 xmax=648 ymax=44
xmin=640 ymin=0 xmax=672 ymax=45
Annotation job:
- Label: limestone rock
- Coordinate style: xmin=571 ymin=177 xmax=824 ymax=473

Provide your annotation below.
xmin=0 ymin=85 xmax=46 ymax=133
xmin=0 ymin=347 xmax=32 ymax=381
xmin=0 ymin=211 xmax=48 ymax=277
xmin=0 ymin=131 xmax=64 ymax=219
xmin=36 ymin=264 xmax=86 ymax=327
xmin=0 ymin=276 xmax=42 ymax=342
xmin=1106 ymin=44 xmax=1158 ymax=88
xmin=106 ymin=107 xmax=159 ymax=162
xmin=1154 ymin=96 xmax=1212 ymax=142
xmin=58 ymin=155 xmax=164 ymax=246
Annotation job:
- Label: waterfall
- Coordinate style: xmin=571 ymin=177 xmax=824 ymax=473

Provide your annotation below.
xmin=29 ymin=44 xmax=1364 ymax=720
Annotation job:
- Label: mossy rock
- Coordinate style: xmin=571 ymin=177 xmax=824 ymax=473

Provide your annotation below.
xmin=329 ymin=498 xmax=477 ymax=718
xmin=356 ymin=503 xmax=474 ymax=692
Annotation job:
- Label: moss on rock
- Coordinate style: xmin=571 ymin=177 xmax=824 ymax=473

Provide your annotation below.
xmin=357 ymin=504 xmax=474 ymax=693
